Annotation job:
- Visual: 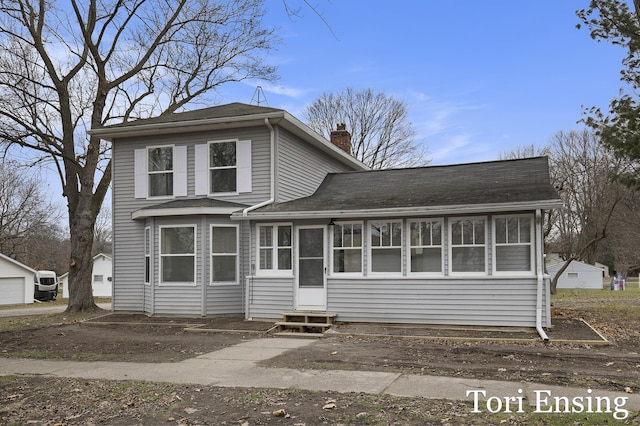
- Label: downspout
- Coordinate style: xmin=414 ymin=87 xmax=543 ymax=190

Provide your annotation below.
xmin=535 ymin=209 xmax=549 ymax=341
xmin=242 ymin=118 xmax=276 ymax=319
xmin=242 ymin=118 xmax=275 ymax=216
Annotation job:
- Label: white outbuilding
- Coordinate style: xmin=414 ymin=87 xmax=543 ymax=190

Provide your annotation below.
xmin=548 ymin=260 xmax=605 ymax=290
xmin=60 ymin=253 xmax=112 ymax=298
xmin=0 ymin=253 xmax=36 ymax=305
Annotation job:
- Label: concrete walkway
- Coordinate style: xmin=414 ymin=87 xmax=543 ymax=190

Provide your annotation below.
xmin=1 ymin=337 xmax=638 ymax=414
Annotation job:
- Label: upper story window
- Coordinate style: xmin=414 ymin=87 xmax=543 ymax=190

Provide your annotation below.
xmin=257 ymin=224 xmax=292 ymax=274
xmin=493 ymin=215 xmax=533 ymax=273
xmin=195 ymin=139 xmax=252 ymax=195
xmin=370 ymin=221 xmax=402 ymax=273
xmin=209 ymin=141 xmax=237 ymax=193
xmin=332 ymin=222 xmax=363 ymax=274
xmin=450 ymin=217 xmax=486 ymax=274
xmin=409 ymin=219 xmax=443 ymax=274
xmin=134 ymin=145 xmax=187 ymax=199
xmin=148 ymin=146 xmax=173 ymax=197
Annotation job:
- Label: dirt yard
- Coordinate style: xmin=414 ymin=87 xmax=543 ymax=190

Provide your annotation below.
xmin=1 ymin=289 xmax=640 ymax=425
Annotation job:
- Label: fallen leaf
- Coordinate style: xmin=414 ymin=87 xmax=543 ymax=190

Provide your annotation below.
xmin=330 ymin=351 xmax=338 ymax=355
xmin=272 ymin=408 xmax=286 ymax=417
xmin=322 ymin=403 xmax=337 ymax=410
xmin=184 ymin=407 xmax=198 ymax=414
xmin=625 ymin=387 xmax=633 ymax=394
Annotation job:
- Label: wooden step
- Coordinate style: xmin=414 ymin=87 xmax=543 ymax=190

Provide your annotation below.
xmin=271 ymin=331 xmax=325 ymax=338
xmin=282 ymin=312 xmax=337 ymax=324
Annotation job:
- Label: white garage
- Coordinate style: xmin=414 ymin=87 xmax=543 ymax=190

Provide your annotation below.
xmin=0 ymin=253 xmax=36 ymax=305
xmin=548 ymin=260 xmax=605 ymax=290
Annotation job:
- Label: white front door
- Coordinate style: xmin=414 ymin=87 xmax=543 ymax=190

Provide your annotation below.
xmin=296 ymin=226 xmax=326 ymax=310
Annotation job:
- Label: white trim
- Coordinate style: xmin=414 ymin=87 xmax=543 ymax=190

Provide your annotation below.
xmin=146 ymin=144 xmax=175 ymax=199
xmin=255 ymin=223 xmax=293 ymax=276
xmin=132 ymin=206 xmax=241 ymax=220
xmin=134 ymin=148 xmax=147 ymax=199
xmin=194 ymin=143 xmax=209 ymax=196
xmin=173 ymin=145 xmax=187 ymax=197
xmin=232 ymin=200 xmax=563 ymax=221
xmin=448 ymin=216 xmax=488 ymax=276
xmin=158 ymin=224 xmax=197 ymax=286
xmin=368 ymin=219 xmax=403 ymax=275
xmin=406 ymin=218 xmax=445 ymax=276
xmin=329 ymin=221 xmax=364 ymax=276
xmin=295 ymin=225 xmax=327 ymax=311
xmin=237 ymin=139 xmax=252 ymax=193
xmin=210 ymin=224 xmax=239 ymax=285
xmin=491 ymin=213 xmax=535 ymax=276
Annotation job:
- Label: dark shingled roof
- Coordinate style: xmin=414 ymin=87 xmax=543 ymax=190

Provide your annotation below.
xmin=104 ymin=102 xmax=284 ymax=129
xmin=255 ymin=157 xmax=560 ymax=214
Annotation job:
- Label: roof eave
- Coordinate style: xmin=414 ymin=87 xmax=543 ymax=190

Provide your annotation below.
xmin=231 ymin=199 xmax=564 ymax=221
xmin=132 ymin=206 xmax=243 ymax=220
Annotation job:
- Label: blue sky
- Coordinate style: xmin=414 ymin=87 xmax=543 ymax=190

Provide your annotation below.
xmin=219 ymin=1 xmax=627 ymax=165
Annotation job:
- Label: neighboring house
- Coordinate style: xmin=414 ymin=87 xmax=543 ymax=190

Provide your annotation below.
xmin=90 ymin=102 xmax=562 ymax=332
xmin=548 ymin=261 xmax=604 ymax=290
xmin=0 ymin=253 xmax=36 ymax=305
xmin=60 ymin=253 xmax=113 ymax=298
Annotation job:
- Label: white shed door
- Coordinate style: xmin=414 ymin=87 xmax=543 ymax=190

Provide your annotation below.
xmin=0 ymin=277 xmax=25 ymax=305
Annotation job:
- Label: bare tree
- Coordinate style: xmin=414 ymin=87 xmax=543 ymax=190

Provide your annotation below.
xmin=546 ymin=130 xmax=630 ymax=293
xmin=0 ymin=0 xmax=278 ymax=312
xmin=0 ymin=160 xmax=62 ymax=259
xmin=303 ymin=88 xmax=426 ymax=169
xmin=93 ymin=204 xmax=112 ymax=256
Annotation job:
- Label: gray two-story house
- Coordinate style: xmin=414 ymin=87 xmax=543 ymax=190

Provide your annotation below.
xmin=91 ymin=102 xmax=562 ymax=337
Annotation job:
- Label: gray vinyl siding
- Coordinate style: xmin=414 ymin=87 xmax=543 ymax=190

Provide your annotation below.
xmin=246 ymin=276 xmax=294 ymax=319
xmin=112 ymin=126 xmax=271 ymax=314
xmin=276 ymin=127 xmax=357 ymax=202
xmin=326 ymin=277 xmax=549 ymax=327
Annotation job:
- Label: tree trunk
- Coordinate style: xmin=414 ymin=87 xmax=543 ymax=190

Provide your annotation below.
xmin=65 ymin=199 xmax=99 ymax=312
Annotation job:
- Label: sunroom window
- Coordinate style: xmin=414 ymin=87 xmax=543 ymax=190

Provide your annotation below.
xmin=332 ymin=222 xmax=362 ymax=273
xmin=258 ymin=224 xmax=292 ymax=273
xmin=160 ymin=226 xmax=195 ymax=284
xmin=370 ymin=221 xmax=402 ymax=273
xmin=494 ymin=215 xmax=533 ymax=272
xmin=409 ymin=219 xmax=442 ymax=273
xmin=450 ymin=217 xmax=486 ymax=273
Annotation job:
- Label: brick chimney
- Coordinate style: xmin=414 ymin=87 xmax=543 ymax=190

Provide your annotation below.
xmin=330 ymin=123 xmax=351 ymax=155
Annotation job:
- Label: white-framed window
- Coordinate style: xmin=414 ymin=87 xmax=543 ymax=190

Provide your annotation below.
xmin=209 ymin=141 xmax=237 ymax=193
xmin=257 ymin=224 xmax=293 ymax=274
xmin=210 ymin=225 xmax=238 ymax=284
xmin=332 ymin=222 xmax=363 ymax=274
xmin=93 ymin=274 xmax=104 ymax=282
xmin=568 ymin=272 xmax=579 ymax=278
xmin=493 ymin=214 xmax=534 ymax=274
xmin=408 ymin=219 xmax=443 ymax=274
xmin=134 ymin=145 xmax=187 ymax=199
xmin=144 ymin=226 xmax=151 ymax=285
xmin=147 ymin=146 xmax=173 ymax=197
xmin=369 ymin=220 xmax=403 ymax=273
xmin=450 ymin=217 xmax=487 ymax=274
xmin=195 ymin=139 xmax=252 ymax=195
xmin=159 ymin=225 xmax=196 ymax=285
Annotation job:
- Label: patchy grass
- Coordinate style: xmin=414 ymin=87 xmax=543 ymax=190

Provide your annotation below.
xmin=0 ymin=297 xmax=111 ymax=311
xmin=0 ymin=310 xmax=108 ymax=332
